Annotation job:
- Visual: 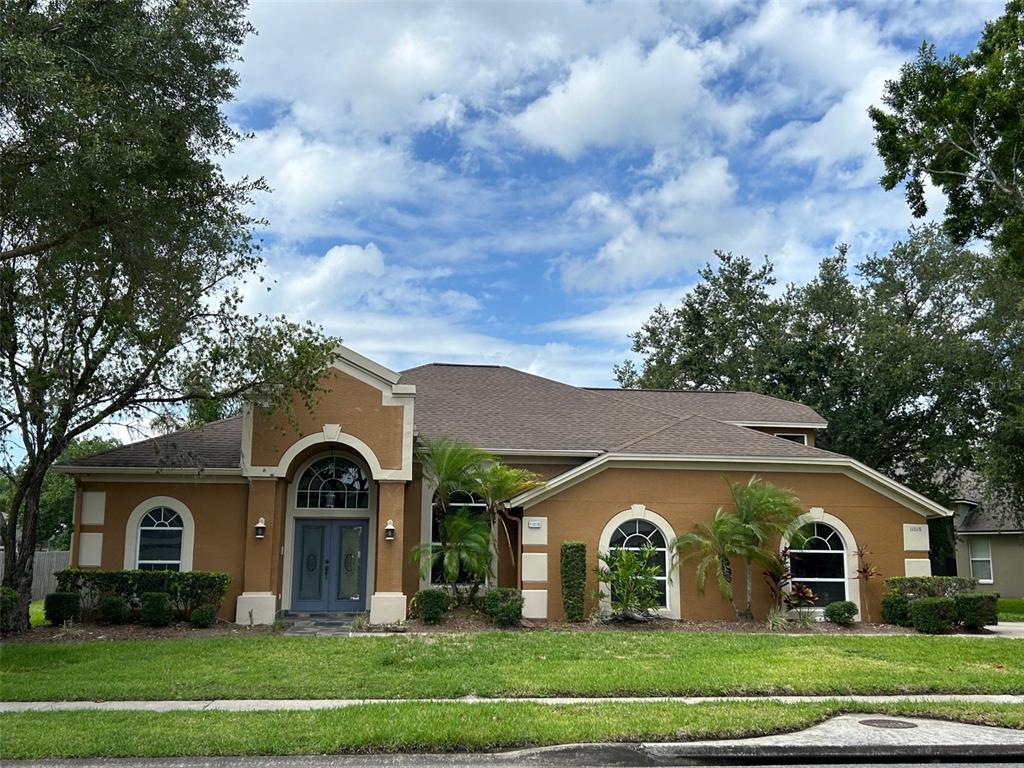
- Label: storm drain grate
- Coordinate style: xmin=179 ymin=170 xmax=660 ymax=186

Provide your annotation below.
xmin=858 ymin=718 xmax=918 ymax=729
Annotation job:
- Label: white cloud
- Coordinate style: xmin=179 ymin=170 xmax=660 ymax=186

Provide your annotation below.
xmin=541 ymin=285 xmax=691 ymax=341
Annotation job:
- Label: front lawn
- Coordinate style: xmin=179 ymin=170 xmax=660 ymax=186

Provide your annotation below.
xmin=1 ymin=700 xmax=1021 ymax=759
xmin=998 ymin=597 xmax=1024 ymax=622
xmin=3 ymin=632 xmax=1022 ymax=701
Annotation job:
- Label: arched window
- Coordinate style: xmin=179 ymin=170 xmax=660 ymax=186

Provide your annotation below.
xmin=296 ymin=456 xmax=369 ymax=509
xmin=137 ymin=507 xmax=184 ymax=571
xmin=790 ymin=522 xmax=847 ymax=606
xmin=609 ymin=519 xmax=669 ymax=608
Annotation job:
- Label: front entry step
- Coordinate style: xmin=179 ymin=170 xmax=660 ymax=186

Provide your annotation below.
xmin=279 ymin=612 xmax=362 ymax=636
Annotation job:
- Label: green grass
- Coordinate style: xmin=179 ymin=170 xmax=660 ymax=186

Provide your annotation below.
xmin=28 ymin=600 xmax=45 ymax=628
xmin=998 ymin=597 xmax=1024 ymax=622
xmin=1 ymin=701 xmax=1021 ymax=759
xmin=3 ymin=632 xmax=1022 ymax=701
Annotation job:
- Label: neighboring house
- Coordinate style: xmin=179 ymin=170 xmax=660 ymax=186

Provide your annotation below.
xmin=57 ymin=345 xmax=950 ymax=625
xmin=953 ymin=486 xmax=1024 ymax=598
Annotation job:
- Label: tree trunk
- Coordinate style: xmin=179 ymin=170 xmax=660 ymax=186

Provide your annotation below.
xmin=739 ymin=556 xmax=754 ymax=621
xmin=2 ymin=470 xmax=45 ymax=633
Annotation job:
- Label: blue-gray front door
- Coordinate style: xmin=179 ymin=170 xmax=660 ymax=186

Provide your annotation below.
xmin=292 ymin=519 xmax=369 ymax=612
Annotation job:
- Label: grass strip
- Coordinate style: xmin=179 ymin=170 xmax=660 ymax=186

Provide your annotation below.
xmin=998 ymin=597 xmax=1024 ymax=622
xmin=3 ymin=631 xmax=1022 ymax=701
xmin=1 ymin=701 xmax=1021 ymax=759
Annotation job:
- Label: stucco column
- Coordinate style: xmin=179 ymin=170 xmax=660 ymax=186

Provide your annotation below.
xmin=236 ymin=478 xmax=279 ymax=625
xmin=369 ymin=480 xmax=407 ymax=624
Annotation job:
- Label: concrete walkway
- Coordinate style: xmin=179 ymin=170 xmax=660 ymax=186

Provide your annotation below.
xmin=2 ymin=693 xmax=1022 ymax=712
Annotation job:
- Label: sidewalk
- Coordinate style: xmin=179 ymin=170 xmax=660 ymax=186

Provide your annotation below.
xmin=2 ymin=693 xmax=1022 ymax=712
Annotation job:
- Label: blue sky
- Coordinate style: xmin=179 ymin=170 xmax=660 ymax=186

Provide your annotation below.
xmin=225 ymin=0 xmax=1001 ymax=387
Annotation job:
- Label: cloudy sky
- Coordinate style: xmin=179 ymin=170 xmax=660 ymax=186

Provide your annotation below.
xmin=227 ymin=0 xmax=1001 ymax=387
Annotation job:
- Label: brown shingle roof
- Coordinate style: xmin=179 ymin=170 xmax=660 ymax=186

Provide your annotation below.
xmin=65 ymin=416 xmax=243 ymax=470
xmin=585 ymin=388 xmax=827 ymax=427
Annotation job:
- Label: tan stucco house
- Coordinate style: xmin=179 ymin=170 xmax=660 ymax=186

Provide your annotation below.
xmin=58 ymin=345 xmax=951 ymax=625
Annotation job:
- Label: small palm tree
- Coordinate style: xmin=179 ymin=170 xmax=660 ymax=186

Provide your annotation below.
xmin=473 ymin=463 xmax=541 ymax=567
xmin=416 ymin=437 xmax=493 ymax=538
xmin=672 ymin=508 xmax=747 ymax=619
xmin=727 ymin=476 xmax=804 ymax=619
xmin=411 ymin=507 xmax=493 ymax=600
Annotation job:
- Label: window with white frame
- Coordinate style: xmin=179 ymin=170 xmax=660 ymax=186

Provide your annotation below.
xmin=789 ymin=522 xmax=847 ymax=606
xmin=296 ymin=456 xmax=369 ymax=509
xmin=137 ymin=507 xmax=184 ymax=571
xmin=609 ymin=518 xmax=669 ymax=608
xmin=969 ymin=539 xmax=993 ymax=583
xmin=775 ymin=433 xmax=808 ymax=445
xmin=430 ymin=490 xmax=487 ymax=585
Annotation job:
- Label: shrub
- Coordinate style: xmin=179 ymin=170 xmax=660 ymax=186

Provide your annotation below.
xmin=97 ymin=595 xmax=130 ymax=625
xmin=765 ymin=606 xmax=789 ymax=631
xmin=483 ymin=587 xmax=524 ymax=628
xmin=55 ymin=569 xmax=231 ymax=616
xmin=910 ymin=596 xmax=956 ymax=634
xmin=189 ymin=604 xmax=218 ymax=629
xmin=880 ymin=592 xmax=913 ymax=626
xmin=44 ymin=592 xmax=81 ymax=625
xmin=954 ymin=592 xmax=999 ymax=630
xmin=139 ymin=592 xmax=172 ymax=627
xmin=560 ymin=541 xmax=587 ymax=622
xmin=0 ymin=586 xmax=18 ymax=633
xmin=824 ymin=600 xmax=858 ymax=626
xmin=884 ymin=576 xmax=978 ymax=599
xmin=596 ymin=545 xmax=662 ymax=620
xmin=414 ymin=588 xmax=448 ymax=625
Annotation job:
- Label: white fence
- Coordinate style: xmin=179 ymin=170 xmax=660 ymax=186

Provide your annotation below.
xmin=0 ymin=550 xmax=71 ymax=599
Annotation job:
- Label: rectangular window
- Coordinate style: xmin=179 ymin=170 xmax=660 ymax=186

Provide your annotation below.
xmin=775 ymin=433 xmax=808 ymax=445
xmin=969 ymin=539 xmax=993 ymax=583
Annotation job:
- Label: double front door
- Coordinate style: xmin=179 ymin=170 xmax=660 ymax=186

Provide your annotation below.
xmin=292 ymin=519 xmax=369 ymax=612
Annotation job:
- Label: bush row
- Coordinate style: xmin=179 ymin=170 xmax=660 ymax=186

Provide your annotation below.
xmin=412 ymin=586 xmax=524 ymax=628
xmin=883 ymin=590 xmax=999 ymax=634
xmin=883 ymin=576 xmax=978 ymax=599
xmin=55 ymin=569 xmax=230 ymax=616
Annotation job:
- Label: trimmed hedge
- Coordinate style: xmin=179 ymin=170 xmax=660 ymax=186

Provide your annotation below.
xmin=97 ymin=595 xmax=130 ymax=625
xmin=189 ymin=604 xmax=218 ymax=629
xmin=910 ymin=596 xmax=956 ymax=634
xmin=414 ymin=588 xmax=448 ymax=625
xmin=560 ymin=541 xmax=587 ymax=622
xmin=0 ymin=586 xmax=17 ymax=633
xmin=823 ymin=600 xmax=857 ymax=626
xmin=482 ymin=587 xmax=524 ymax=628
xmin=44 ymin=592 xmax=81 ymax=625
xmin=954 ymin=592 xmax=999 ymax=630
xmin=140 ymin=592 xmax=172 ymax=627
xmin=884 ymin=576 xmax=978 ymax=599
xmin=880 ymin=592 xmax=913 ymax=627
xmin=55 ymin=569 xmax=230 ymax=616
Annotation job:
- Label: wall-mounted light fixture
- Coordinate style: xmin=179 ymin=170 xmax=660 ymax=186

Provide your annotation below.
xmin=384 ymin=519 xmax=396 ymax=542
xmin=254 ymin=517 xmax=267 ymax=539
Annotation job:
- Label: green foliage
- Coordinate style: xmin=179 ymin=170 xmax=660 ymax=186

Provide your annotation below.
xmin=0 ymin=0 xmax=337 ymax=633
xmin=0 ymin=586 xmax=17 ymax=633
xmin=413 ymin=588 xmax=448 ymax=625
xmin=560 ymin=542 xmax=587 ymax=622
xmin=880 ymin=592 xmax=913 ymax=627
xmin=869 ymin=4 xmax=1024 ymax=263
xmin=823 ymin=600 xmax=858 ymax=627
xmin=765 ymin=606 xmax=789 ymax=631
xmin=43 ymin=592 xmax=80 ymax=625
xmin=411 ymin=508 xmax=493 ymax=597
xmin=998 ymin=597 xmax=1024 ymax=621
xmin=673 ymin=508 xmax=743 ymax=618
xmin=189 ymin=604 xmax=219 ymax=629
xmin=56 ymin=569 xmax=230 ymax=617
xmin=415 ymin=438 xmax=493 ymax=520
xmin=954 ymin=592 xmax=1000 ymax=630
xmin=482 ymin=588 xmax=523 ymax=628
xmin=140 ymin=592 xmax=173 ymax=628
xmin=910 ymin=596 xmax=957 ymax=634
xmin=884 ymin=576 xmax=978 ymax=599
xmin=596 ymin=545 xmax=662 ymax=620
xmin=97 ymin=596 xmax=130 ymax=626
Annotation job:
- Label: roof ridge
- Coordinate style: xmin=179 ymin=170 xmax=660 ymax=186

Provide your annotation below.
xmin=585 ymin=387 xmax=739 ymax=394
xmin=608 ymin=415 xmax=695 ymax=452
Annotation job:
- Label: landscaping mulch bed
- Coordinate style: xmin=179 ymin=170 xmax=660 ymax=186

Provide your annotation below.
xmin=4 ymin=621 xmax=275 ymax=644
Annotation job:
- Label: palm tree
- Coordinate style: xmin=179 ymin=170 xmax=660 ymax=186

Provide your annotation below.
xmin=411 ymin=507 xmax=493 ymax=599
xmin=672 ymin=508 xmax=747 ymax=619
xmin=472 ymin=463 xmax=541 ymax=568
xmin=415 ymin=437 xmax=493 ymax=538
xmin=727 ymin=476 xmax=804 ymax=619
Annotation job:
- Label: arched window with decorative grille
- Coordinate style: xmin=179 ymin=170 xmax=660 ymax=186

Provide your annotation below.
xmin=789 ymin=521 xmax=847 ymax=605
xmin=609 ymin=518 xmax=669 ymax=608
xmin=296 ymin=456 xmax=370 ymax=509
xmin=137 ymin=507 xmax=184 ymax=571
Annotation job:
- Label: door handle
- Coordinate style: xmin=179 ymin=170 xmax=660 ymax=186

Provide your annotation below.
xmin=324 ymin=558 xmax=329 ymax=579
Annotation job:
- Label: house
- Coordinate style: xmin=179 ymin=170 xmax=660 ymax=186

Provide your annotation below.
xmin=58 ymin=345 xmax=951 ymax=624
xmin=953 ymin=485 xmax=1024 ymax=598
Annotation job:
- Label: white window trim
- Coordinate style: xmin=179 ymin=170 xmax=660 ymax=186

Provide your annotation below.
xmin=968 ymin=539 xmax=994 ymax=584
xmin=124 ymin=496 xmax=195 ymax=572
xmin=782 ymin=508 xmax=861 ymax=620
xmin=598 ymin=505 xmax=680 ymax=620
xmin=774 ymin=433 xmax=808 ymax=445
